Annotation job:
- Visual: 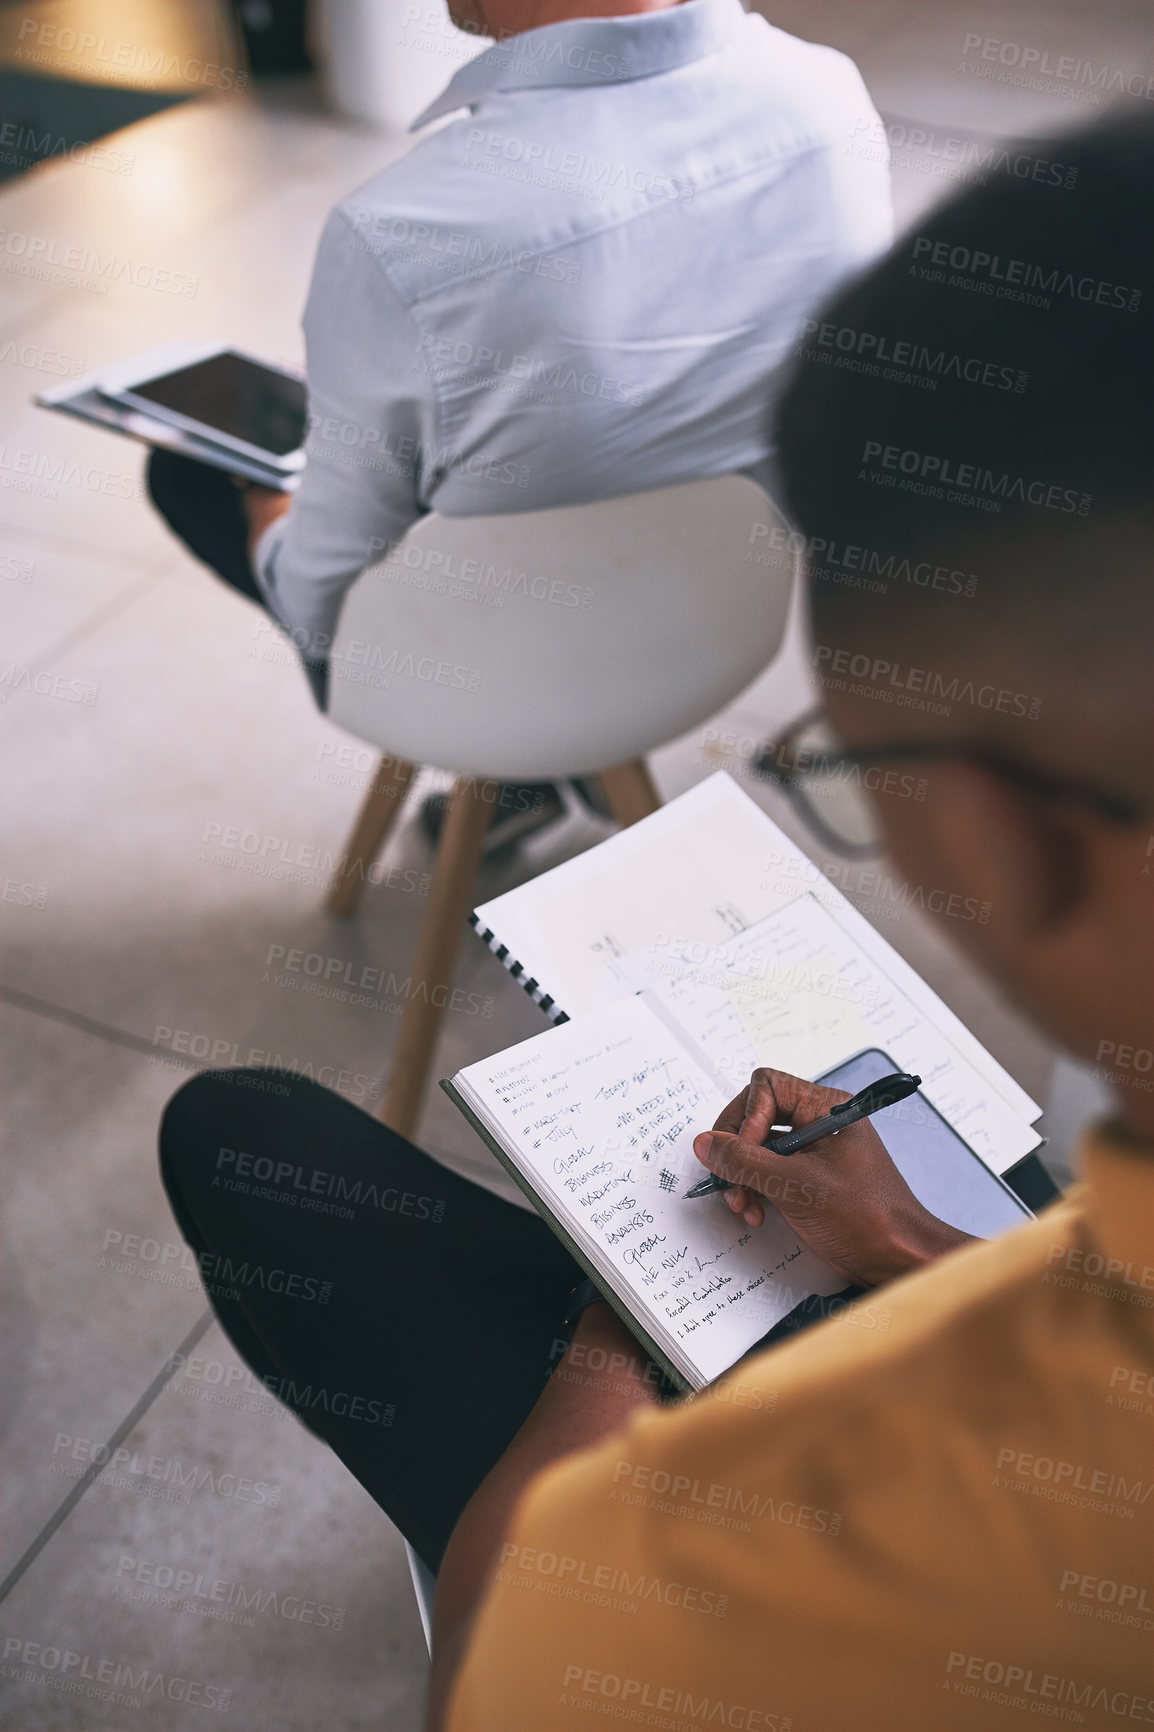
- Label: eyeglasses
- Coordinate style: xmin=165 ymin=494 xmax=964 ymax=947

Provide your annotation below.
xmin=754 ymin=708 xmax=1148 ymax=860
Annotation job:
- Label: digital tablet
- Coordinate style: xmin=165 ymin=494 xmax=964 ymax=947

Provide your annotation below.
xmin=817 ymin=1047 xmax=1034 ymax=1239
xmin=98 ymin=343 xmax=307 ymax=474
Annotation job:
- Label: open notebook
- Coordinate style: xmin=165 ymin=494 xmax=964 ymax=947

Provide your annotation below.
xmin=472 ymin=772 xmax=1043 ymax=1178
xmin=443 ymin=994 xmax=1032 ymax=1391
xmin=450 ymin=775 xmax=1048 ymax=1386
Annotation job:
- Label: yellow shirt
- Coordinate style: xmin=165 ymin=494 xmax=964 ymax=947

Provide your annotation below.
xmin=447 ymin=1125 xmax=1154 ymax=1732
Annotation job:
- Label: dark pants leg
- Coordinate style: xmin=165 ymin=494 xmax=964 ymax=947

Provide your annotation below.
xmin=147 ymin=448 xmax=264 ymax=600
xmin=159 ymin=1069 xmax=582 ymax=1572
xmin=146 ymin=449 xmax=327 ymax=707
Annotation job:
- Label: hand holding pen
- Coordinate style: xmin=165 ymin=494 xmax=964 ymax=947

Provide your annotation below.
xmin=685 ymin=1071 xmax=920 ymax=1195
xmin=686 ymin=1067 xmax=973 ymax=1289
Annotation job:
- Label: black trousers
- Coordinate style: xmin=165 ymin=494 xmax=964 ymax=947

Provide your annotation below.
xmin=146 ymin=449 xmax=328 ymax=707
xmin=159 ymin=1070 xmax=873 ymax=1576
xmin=159 ymin=1069 xmax=583 ymax=1572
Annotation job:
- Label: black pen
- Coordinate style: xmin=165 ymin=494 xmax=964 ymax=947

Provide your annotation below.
xmin=683 ymin=1072 xmax=922 ymax=1199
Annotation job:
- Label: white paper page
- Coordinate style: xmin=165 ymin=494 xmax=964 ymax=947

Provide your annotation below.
xmin=473 ymin=772 xmax=1040 ymax=1129
xmin=456 ymin=995 xmax=843 ymax=1387
xmin=651 ymin=894 xmax=1039 ymax=1171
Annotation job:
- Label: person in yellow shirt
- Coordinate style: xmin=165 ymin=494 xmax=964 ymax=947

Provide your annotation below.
xmin=429 ymin=108 xmax=1154 ymax=1731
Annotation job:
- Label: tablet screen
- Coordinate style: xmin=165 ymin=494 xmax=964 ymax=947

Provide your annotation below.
xmin=818 ymin=1047 xmax=1032 ymax=1238
xmin=129 ymin=352 xmax=306 ymax=456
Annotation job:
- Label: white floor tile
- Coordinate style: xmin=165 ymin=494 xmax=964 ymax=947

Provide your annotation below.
xmin=0 ymin=1007 xmax=209 ymax=1576
xmin=0 ymin=1323 xmax=429 ymax=1732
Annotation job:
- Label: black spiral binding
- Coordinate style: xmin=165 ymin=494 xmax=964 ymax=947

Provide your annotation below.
xmin=468 ymin=911 xmax=569 ymax=1024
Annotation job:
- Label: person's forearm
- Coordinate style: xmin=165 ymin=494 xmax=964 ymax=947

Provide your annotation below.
xmin=857 ymin=1208 xmax=977 ymax=1287
xmin=425 ymin=1306 xmax=660 ymax=1732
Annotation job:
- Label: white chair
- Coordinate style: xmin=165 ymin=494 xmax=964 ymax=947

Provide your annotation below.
xmin=323 ymin=474 xmax=797 ymax=1136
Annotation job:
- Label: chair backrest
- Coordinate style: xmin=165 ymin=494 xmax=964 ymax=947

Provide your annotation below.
xmin=328 ymin=475 xmax=796 ymax=781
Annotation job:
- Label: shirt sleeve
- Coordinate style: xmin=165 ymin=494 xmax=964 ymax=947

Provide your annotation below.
xmin=254 ymin=206 xmax=437 ymax=658
xmin=442 ymin=1383 xmax=845 ymax=1732
xmin=442 ymin=1200 xmax=1153 ymax=1732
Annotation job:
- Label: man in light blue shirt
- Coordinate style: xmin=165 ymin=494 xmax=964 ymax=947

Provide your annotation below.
xmin=233 ymin=0 xmax=892 ymax=660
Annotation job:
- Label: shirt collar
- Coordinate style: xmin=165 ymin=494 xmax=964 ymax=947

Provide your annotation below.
xmin=411 ymin=0 xmax=746 ymax=130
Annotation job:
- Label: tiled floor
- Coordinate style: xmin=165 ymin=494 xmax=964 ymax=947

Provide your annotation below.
xmin=1 ymin=3 xmax=1144 ymax=1726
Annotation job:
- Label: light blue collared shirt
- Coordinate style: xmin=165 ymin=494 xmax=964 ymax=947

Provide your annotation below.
xmin=257 ymin=0 xmax=892 ymax=654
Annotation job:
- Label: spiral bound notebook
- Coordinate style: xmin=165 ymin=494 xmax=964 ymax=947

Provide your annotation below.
xmin=470 ymin=773 xmax=1044 ymax=1178
xmin=469 ymin=912 xmax=567 ymax=1023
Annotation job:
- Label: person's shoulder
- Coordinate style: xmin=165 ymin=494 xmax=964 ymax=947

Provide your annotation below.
xmin=732 ymin=14 xmax=879 ymax=127
xmin=318 ymin=118 xmax=564 ymax=303
xmin=466 ymin=1186 xmax=1153 ymax=1732
xmin=323 ymin=147 xmax=452 ymax=249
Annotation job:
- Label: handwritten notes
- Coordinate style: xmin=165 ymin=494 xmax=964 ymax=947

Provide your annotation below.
xmin=472 ymin=773 xmax=1041 ymax=1141
xmin=455 ymin=995 xmax=842 ymax=1387
xmin=651 ymin=894 xmax=1040 ymax=1171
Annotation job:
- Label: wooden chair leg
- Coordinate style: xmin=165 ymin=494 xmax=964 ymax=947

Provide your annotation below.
xmin=599 ymin=759 xmax=661 ymax=829
xmin=378 ymin=775 xmax=493 ymax=1137
xmin=325 ymin=754 xmax=415 ymax=919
